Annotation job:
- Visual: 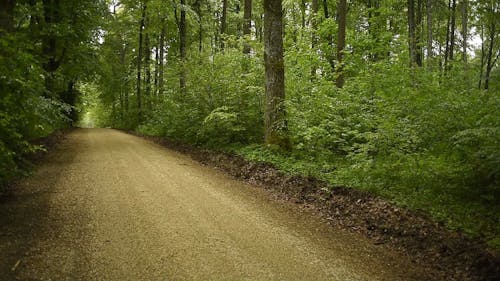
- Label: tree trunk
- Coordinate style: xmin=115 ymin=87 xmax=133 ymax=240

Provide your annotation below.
xmin=0 ymin=0 xmax=15 ymax=34
xmin=323 ymin=0 xmax=334 ymax=72
xmin=154 ymin=34 xmax=159 ymax=96
xmin=461 ymin=0 xmax=467 ymax=64
xmin=408 ymin=0 xmax=417 ymax=67
xmin=194 ymin=0 xmax=202 ymax=54
xmin=336 ymin=0 xmax=347 ymax=88
xmin=449 ymin=0 xmax=456 ymax=62
xmin=121 ymin=43 xmax=129 ymax=112
xmin=137 ymin=1 xmax=146 ymax=119
xmin=42 ymin=0 xmax=62 ymax=73
xmin=144 ymin=15 xmax=151 ymax=109
xmin=444 ymin=0 xmax=451 ymax=71
xmin=220 ymin=0 xmax=228 ymax=51
xmin=484 ymin=20 xmax=496 ymax=90
xmin=416 ymin=0 xmax=423 ymax=66
xmin=179 ymin=0 xmax=187 ymax=94
xmin=158 ymin=16 xmax=166 ymax=96
xmin=300 ymin=0 xmax=306 ymax=29
xmin=311 ymin=0 xmax=319 ymax=78
xmin=263 ymin=0 xmax=289 ymax=147
xmin=478 ymin=25 xmax=485 ymax=89
xmin=426 ymin=0 xmax=433 ymax=68
xmin=323 ymin=0 xmax=329 ymax=19
xmin=243 ymin=0 xmax=252 ymax=54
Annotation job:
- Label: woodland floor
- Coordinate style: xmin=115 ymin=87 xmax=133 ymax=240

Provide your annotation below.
xmin=0 ymin=128 xmax=497 ymax=280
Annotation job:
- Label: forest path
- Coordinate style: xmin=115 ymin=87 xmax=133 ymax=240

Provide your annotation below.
xmin=0 ymin=128 xmax=428 ymax=281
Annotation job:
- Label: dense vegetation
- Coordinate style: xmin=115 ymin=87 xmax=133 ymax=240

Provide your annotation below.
xmin=0 ymin=0 xmax=106 ymax=186
xmin=1 ymin=1 xmax=499 ymax=246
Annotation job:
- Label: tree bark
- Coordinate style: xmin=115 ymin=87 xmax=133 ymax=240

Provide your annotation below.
xmin=300 ymin=0 xmax=306 ymax=29
xmin=478 ymin=25 xmax=485 ymax=89
xmin=194 ymin=0 xmax=202 ymax=54
xmin=449 ymin=0 xmax=456 ymax=62
xmin=0 ymin=0 xmax=15 ymax=34
xmin=426 ymin=0 xmax=433 ymax=68
xmin=484 ymin=20 xmax=496 ymax=90
xmin=444 ymin=0 xmax=451 ymax=70
xmin=263 ymin=0 xmax=289 ymax=147
xmin=408 ymin=0 xmax=417 ymax=67
xmin=311 ymin=0 xmax=319 ymax=78
xmin=416 ymin=0 xmax=423 ymax=66
xmin=154 ymin=35 xmax=159 ymax=96
xmin=220 ymin=0 xmax=228 ymax=51
xmin=323 ymin=0 xmax=329 ymax=19
xmin=179 ymin=0 xmax=187 ymax=94
xmin=323 ymin=0 xmax=335 ymax=72
xmin=137 ymin=0 xmax=146 ymax=118
xmin=158 ymin=16 xmax=166 ymax=96
xmin=336 ymin=0 xmax=347 ymax=88
xmin=461 ymin=0 xmax=467 ymax=64
xmin=144 ymin=14 xmax=151 ymax=109
xmin=243 ymin=0 xmax=252 ymax=54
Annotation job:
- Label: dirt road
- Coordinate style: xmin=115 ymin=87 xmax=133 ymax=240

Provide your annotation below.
xmin=0 ymin=129 xmax=429 ymax=280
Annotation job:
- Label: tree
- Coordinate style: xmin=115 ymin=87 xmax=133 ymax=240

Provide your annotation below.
xmin=137 ymin=1 xmax=147 ymax=119
xmin=461 ymin=0 xmax=467 ymax=64
xmin=220 ymin=0 xmax=228 ymax=51
xmin=263 ymin=0 xmax=289 ymax=147
xmin=176 ymin=0 xmax=187 ymax=94
xmin=243 ymin=0 xmax=252 ymax=54
xmin=408 ymin=0 xmax=423 ymax=67
xmin=426 ymin=0 xmax=433 ymax=68
xmin=336 ymin=0 xmax=347 ymax=87
xmin=311 ymin=0 xmax=319 ymax=78
xmin=0 ymin=0 xmax=15 ymax=33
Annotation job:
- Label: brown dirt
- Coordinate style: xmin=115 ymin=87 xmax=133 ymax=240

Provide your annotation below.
xmin=136 ymin=132 xmax=500 ymax=281
xmin=0 ymin=128 xmax=436 ymax=280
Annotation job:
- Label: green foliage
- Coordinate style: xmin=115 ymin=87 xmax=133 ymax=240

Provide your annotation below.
xmin=0 ymin=1 xmax=103 ymax=189
xmin=83 ymin=0 xmax=500 ymax=246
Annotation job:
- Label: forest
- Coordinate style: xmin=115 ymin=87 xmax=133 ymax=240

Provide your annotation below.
xmin=0 ymin=0 xmax=499 ymax=248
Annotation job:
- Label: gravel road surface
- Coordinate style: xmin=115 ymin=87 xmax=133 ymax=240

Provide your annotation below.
xmin=0 ymin=129 xmax=429 ymax=280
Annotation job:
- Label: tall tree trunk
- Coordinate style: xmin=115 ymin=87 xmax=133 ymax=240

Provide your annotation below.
xmin=426 ymin=0 xmax=433 ymax=68
xmin=121 ymin=44 xmax=129 ymax=112
xmin=243 ymin=0 xmax=252 ymax=54
xmin=323 ymin=0 xmax=329 ymax=19
xmin=179 ymin=0 xmax=187 ymax=94
xmin=323 ymin=0 xmax=335 ymax=72
xmin=41 ymin=0 xmax=60 ymax=71
xmin=263 ymin=0 xmax=288 ymax=147
xmin=158 ymin=16 xmax=166 ymax=96
xmin=478 ymin=25 xmax=485 ymax=89
xmin=416 ymin=0 xmax=423 ymax=66
xmin=154 ymin=35 xmax=159 ymax=96
xmin=300 ymin=0 xmax=306 ymax=29
xmin=220 ymin=0 xmax=228 ymax=51
xmin=336 ymin=0 xmax=347 ymax=88
xmin=484 ymin=20 xmax=496 ymax=90
xmin=311 ymin=0 xmax=319 ymax=78
xmin=0 ymin=0 xmax=15 ymax=34
xmin=408 ymin=0 xmax=418 ymax=67
xmin=144 ymin=15 xmax=151 ymax=110
xmin=461 ymin=0 xmax=467 ymax=64
xmin=449 ymin=0 xmax=456 ymax=62
xmin=137 ymin=1 xmax=146 ymax=119
xmin=444 ymin=0 xmax=451 ymax=71
xmin=194 ymin=0 xmax=202 ymax=54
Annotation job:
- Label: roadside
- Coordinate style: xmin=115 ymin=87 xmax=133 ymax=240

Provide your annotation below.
xmin=132 ymin=132 xmax=500 ymax=281
xmin=0 ymin=128 xmax=434 ymax=280
xmin=0 ymin=128 xmax=71 ymax=199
